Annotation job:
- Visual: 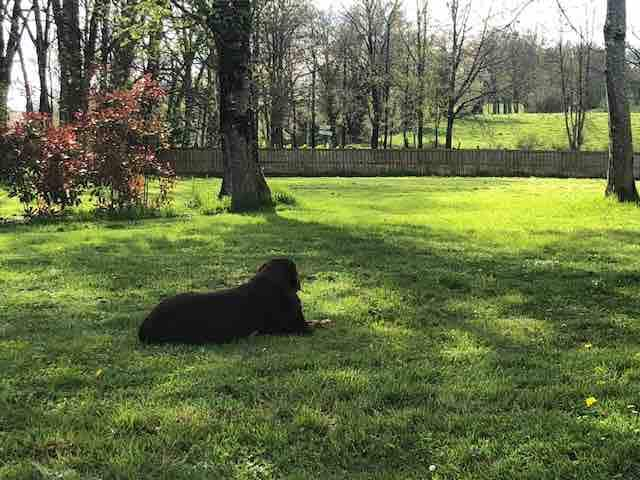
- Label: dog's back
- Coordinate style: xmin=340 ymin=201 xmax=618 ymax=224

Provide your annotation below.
xmin=138 ymin=285 xmax=259 ymax=344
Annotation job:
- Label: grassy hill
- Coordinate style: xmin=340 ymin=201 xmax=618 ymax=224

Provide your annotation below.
xmin=388 ymin=113 xmax=640 ymax=151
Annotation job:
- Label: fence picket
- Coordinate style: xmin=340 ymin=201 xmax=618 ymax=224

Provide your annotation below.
xmin=161 ymin=148 xmax=639 ymax=180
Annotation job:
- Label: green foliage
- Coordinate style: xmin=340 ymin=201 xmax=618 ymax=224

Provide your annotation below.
xmin=2 ymin=177 xmax=640 ymax=478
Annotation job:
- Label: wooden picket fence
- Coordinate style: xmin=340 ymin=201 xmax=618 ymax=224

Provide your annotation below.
xmin=160 ymin=148 xmax=640 ymax=179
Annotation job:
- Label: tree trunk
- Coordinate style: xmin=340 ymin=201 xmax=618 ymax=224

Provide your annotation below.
xmin=604 ymin=0 xmax=638 ymax=201
xmin=0 ymin=76 xmax=9 ymax=127
xmin=291 ymin=89 xmax=298 ymax=149
xmin=182 ymin=56 xmax=197 ymax=148
xmin=210 ymin=0 xmax=271 ymax=211
xmin=310 ymin=64 xmax=316 ymax=149
xmin=53 ymin=0 xmax=88 ymax=122
xmin=37 ymin=48 xmax=51 ymax=113
xmin=370 ymin=86 xmax=381 ymax=149
xmin=269 ymin=99 xmax=284 ymax=149
xmin=111 ymin=0 xmax=138 ymax=89
xmin=445 ymin=101 xmax=455 ymax=149
xmin=18 ymin=47 xmax=34 ymax=112
xmin=31 ymin=0 xmax=52 ymax=113
xmin=340 ymin=56 xmax=347 ymax=148
xmin=0 ymin=0 xmax=23 ymax=127
xmin=146 ymin=27 xmax=163 ymax=80
xmin=417 ymin=110 xmax=424 ymax=149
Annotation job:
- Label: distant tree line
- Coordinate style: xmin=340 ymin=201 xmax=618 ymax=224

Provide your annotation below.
xmin=3 ymin=0 xmax=640 ymax=153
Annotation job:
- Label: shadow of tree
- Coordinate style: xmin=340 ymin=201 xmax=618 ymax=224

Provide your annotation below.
xmin=2 ymin=210 xmax=640 ymax=478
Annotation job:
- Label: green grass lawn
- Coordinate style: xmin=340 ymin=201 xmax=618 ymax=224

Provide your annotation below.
xmin=388 ymin=112 xmax=640 ymax=151
xmin=2 ymin=177 xmax=640 ymax=479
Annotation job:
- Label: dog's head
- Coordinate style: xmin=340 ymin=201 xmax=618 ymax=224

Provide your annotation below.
xmin=256 ymin=258 xmax=301 ymax=292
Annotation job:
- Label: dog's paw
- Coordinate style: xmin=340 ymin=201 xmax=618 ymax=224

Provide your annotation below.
xmin=308 ymin=319 xmax=334 ymax=328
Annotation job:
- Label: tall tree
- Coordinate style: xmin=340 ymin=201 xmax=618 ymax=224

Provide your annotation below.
xmin=558 ymin=38 xmax=591 ymax=151
xmin=207 ymin=0 xmax=271 ymax=210
xmin=604 ymin=0 xmax=638 ymax=201
xmin=259 ymin=0 xmax=306 ymax=148
xmin=22 ymin=0 xmax=53 ymax=113
xmin=316 ymin=11 xmax=340 ymax=148
xmin=444 ymin=0 xmax=498 ymax=149
xmin=52 ymin=0 xmax=104 ymax=122
xmin=345 ymin=0 xmax=399 ymax=149
xmin=402 ymin=0 xmax=430 ymax=148
xmin=109 ymin=0 xmax=142 ymax=89
xmin=0 ymin=0 xmax=23 ymax=127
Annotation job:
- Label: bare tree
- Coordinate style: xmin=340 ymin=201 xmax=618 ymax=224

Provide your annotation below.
xmin=413 ymin=0 xmax=429 ymax=148
xmin=444 ymin=0 xmax=499 ymax=149
xmin=17 ymin=45 xmax=33 ymax=112
xmin=558 ymin=38 xmax=591 ymax=150
xmin=316 ymin=11 xmax=340 ymax=148
xmin=604 ymin=0 xmax=638 ymax=201
xmin=0 ymin=0 xmax=24 ymax=127
xmin=259 ymin=0 xmax=307 ymax=148
xmin=334 ymin=22 xmax=367 ymax=146
xmin=345 ymin=0 xmax=399 ymax=149
xmin=22 ymin=0 xmax=53 ymax=113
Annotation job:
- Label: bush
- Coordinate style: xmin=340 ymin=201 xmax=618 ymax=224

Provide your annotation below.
xmin=5 ymin=114 xmax=90 ymax=217
xmin=81 ymin=75 xmax=175 ymax=211
xmin=1 ymin=77 xmax=175 ymax=218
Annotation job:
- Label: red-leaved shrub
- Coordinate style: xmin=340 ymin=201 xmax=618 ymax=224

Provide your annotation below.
xmin=4 ymin=113 xmax=89 ymax=217
xmin=2 ymin=76 xmax=175 ymax=217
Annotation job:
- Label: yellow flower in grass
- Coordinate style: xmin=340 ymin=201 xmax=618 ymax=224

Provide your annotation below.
xmin=585 ymin=397 xmax=598 ymax=408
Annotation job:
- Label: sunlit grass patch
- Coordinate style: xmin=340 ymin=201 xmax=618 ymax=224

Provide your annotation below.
xmin=2 ymin=176 xmax=640 ymax=478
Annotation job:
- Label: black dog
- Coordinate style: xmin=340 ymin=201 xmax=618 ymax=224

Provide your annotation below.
xmin=138 ymin=258 xmax=311 ymax=344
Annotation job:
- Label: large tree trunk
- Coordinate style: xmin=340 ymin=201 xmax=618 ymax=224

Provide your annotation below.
xmin=210 ymin=0 xmax=271 ymax=211
xmin=604 ymin=0 xmax=638 ymax=202
xmin=53 ymin=0 xmax=85 ymax=122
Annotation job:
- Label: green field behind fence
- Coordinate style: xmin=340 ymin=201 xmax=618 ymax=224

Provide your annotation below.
xmin=382 ymin=113 xmax=640 ymax=151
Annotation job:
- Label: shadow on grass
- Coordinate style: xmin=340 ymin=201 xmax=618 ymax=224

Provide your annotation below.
xmin=2 ymin=211 xmax=640 ymax=478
